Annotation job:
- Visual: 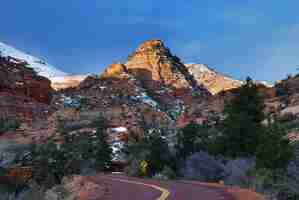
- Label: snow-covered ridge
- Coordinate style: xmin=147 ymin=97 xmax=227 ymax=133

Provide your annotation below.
xmin=0 ymin=41 xmax=67 ymax=79
xmin=185 ymin=63 xmax=212 ymax=73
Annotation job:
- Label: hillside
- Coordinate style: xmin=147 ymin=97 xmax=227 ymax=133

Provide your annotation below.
xmin=0 ymin=42 xmax=66 ymax=79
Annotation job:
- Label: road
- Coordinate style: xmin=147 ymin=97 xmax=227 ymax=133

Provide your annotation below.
xmin=90 ymin=174 xmax=237 ymax=200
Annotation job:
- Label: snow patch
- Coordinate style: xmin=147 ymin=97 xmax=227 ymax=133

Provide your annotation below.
xmin=111 ymin=127 xmax=128 ymax=133
xmin=185 ymin=63 xmax=212 ymax=73
xmin=137 ymin=92 xmax=159 ymax=108
xmin=0 ymin=41 xmax=67 ymax=79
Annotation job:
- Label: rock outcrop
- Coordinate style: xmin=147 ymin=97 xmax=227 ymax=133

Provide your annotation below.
xmin=0 ymin=56 xmax=53 ymax=121
xmin=185 ymin=63 xmax=242 ymax=95
xmin=51 ymin=75 xmax=88 ymax=90
xmin=126 ymin=40 xmax=204 ymax=92
xmin=55 ymin=40 xmax=218 ymax=139
xmin=101 ymin=63 xmax=128 ymax=79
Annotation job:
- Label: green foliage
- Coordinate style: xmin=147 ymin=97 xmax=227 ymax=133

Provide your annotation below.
xmin=176 ymin=123 xmax=200 ymax=159
xmin=280 ymin=119 xmax=299 ymax=131
xmin=78 ymin=97 xmax=89 ymax=111
xmin=124 ymin=128 xmax=175 ymax=177
xmin=160 ymin=165 xmax=177 ymax=179
xmin=93 ymin=116 xmax=113 ymax=171
xmin=220 ymin=77 xmax=266 ymax=157
xmin=27 ymin=115 xmax=112 ymax=187
xmin=176 ymin=123 xmax=220 ymax=160
xmin=247 ymin=168 xmax=299 ymax=199
xmin=0 ymin=167 xmax=7 ymax=176
xmin=256 ymin=121 xmax=295 ymax=170
xmin=0 ymin=119 xmax=20 ymax=134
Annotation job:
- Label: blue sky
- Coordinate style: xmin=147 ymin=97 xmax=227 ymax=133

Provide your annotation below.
xmin=1 ymin=1 xmax=299 ymax=82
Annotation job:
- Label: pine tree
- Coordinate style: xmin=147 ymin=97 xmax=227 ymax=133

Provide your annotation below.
xmin=93 ymin=116 xmax=113 ymax=171
xmin=124 ymin=128 xmax=174 ymax=177
xmin=221 ymin=77 xmax=266 ymax=157
xmin=256 ymin=120 xmax=295 ymax=170
xmin=176 ymin=123 xmax=201 ymax=159
xmin=147 ymin=129 xmax=172 ymax=175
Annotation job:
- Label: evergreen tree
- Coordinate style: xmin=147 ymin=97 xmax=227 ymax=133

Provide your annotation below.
xmin=93 ymin=116 xmax=113 ymax=171
xmin=147 ymin=129 xmax=172 ymax=175
xmin=176 ymin=123 xmax=201 ymax=159
xmin=27 ymin=115 xmax=113 ymax=186
xmin=221 ymin=77 xmax=266 ymax=157
xmin=124 ymin=128 xmax=174 ymax=177
xmin=256 ymin=120 xmax=295 ymax=170
xmin=176 ymin=123 xmax=221 ymax=160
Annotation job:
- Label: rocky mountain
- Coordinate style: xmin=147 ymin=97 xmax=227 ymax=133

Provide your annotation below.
xmin=0 ymin=39 xmax=277 ymax=143
xmin=0 ymin=55 xmax=53 ymax=122
xmin=0 ymin=42 xmax=66 ymax=79
xmin=185 ymin=63 xmax=242 ymax=95
xmin=55 ymin=40 xmax=221 ymax=138
xmin=125 ymin=40 xmax=201 ymax=91
xmin=50 ymin=40 xmax=243 ymax=94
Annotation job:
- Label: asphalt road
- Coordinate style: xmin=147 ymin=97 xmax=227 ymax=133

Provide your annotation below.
xmin=91 ymin=174 xmax=235 ymax=200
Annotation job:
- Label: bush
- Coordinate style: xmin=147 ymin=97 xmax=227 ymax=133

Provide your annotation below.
xmin=160 ymin=166 xmax=177 ymax=180
xmin=176 ymin=123 xmax=220 ymax=160
xmin=256 ymin=121 xmax=294 ymax=170
xmin=124 ymin=159 xmax=141 ymax=177
xmin=124 ymin=128 xmax=176 ymax=177
xmin=280 ymin=119 xmax=299 ymax=131
xmin=182 ymin=151 xmax=225 ymax=182
xmin=0 ymin=119 xmax=20 ymax=134
xmin=223 ymin=157 xmax=256 ymax=186
xmin=284 ymin=143 xmax=299 ymax=197
xmin=23 ymin=115 xmax=112 ymax=187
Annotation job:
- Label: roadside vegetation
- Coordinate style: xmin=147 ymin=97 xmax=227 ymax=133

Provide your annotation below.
xmin=124 ymin=78 xmax=298 ymax=200
xmin=1 ymin=78 xmax=298 ymax=200
xmin=1 ymin=115 xmax=113 ymax=199
xmin=25 ymin=115 xmax=112 ymax=187
xmin=0 ymin=119 xmax=20 ymax=134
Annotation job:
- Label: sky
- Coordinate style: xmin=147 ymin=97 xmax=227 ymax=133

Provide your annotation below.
xmin=1 ymin=1 xmax=299 ymax=82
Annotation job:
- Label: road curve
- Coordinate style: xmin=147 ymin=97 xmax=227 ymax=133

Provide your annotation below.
xmin=92 ymin=174 xmax=234 ymax=200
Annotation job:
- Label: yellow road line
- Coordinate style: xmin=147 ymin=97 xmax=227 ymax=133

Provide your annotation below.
xmin=108 ymin=177 xmax=170 ymax=200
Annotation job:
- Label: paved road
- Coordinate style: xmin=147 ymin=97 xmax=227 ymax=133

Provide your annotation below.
xmin=91 ymin=174 xmax=234 ymax=200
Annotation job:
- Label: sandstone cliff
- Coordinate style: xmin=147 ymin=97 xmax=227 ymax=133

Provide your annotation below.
xmin=0 ymin=56 xmax=53 ymax=121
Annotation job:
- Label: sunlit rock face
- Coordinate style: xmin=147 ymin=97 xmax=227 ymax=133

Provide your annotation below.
xmin=101 ymin=63 xmax=128 ymax=79
xmin=51 ymin=75 xmax=88 ymax=90
xmin=126 ymin=40 xmax=201 ymax=91
xmin=185 ymin=63 xmax=242 ymax=95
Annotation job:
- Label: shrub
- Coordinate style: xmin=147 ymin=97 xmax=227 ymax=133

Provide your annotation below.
xmin=160 ymin=166 xmax=177 ymax=180
xmin=256 ymin=121 xmax=294 ymax=170
xmin=182 ymin=151 xmax=225 ymax=182
xmin=0 ymin=119 xmax=20 ymax=134
xmin=176 ymin=123 xmax=220 ymax=161
xmin=223 ymin=157 xmax=256 ymax=186
xmin=124 ymin=128 xmax=176 ymax=177
xmin=284 ymin=143 xmax=299 ymax=196
xmin=124 ymin=159 xmax=141 ymax=177
xmin=24 ymin=115 xmax=112 ymax=187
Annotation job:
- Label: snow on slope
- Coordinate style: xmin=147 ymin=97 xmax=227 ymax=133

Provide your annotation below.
xmin=0 ymin=41 xmax=67 ymax=79
xmin=185 ymin=63 xmax=243 ymax=94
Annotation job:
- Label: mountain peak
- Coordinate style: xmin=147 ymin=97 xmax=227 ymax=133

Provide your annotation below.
xmin=135 ymin=39 xmax=166 ymax=52
xmin=126 ymin=40 xmax=202 ymax=91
